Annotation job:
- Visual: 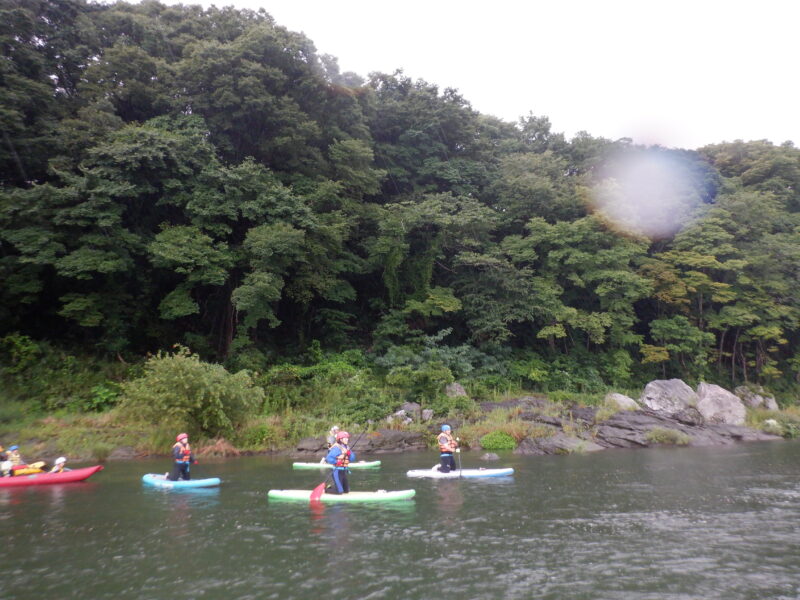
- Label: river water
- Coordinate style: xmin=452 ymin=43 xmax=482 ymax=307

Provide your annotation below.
xmin=2 ymin=441 xmax=799 ymax=600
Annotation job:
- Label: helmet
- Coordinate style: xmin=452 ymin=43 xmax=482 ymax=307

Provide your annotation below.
xmin=55 ymin=457 xmax=67 ymax=465
xmin=330 ymin=425 xmax=340 ymax=433
xmin=441 ymin=425 xmax=451 ymax=432
xmin=335 ymin=431 xmax=350 ymax=441
xmin=176 ymin=433 xmax=188 ymax=442
xmin=9 ymin=445 xmax=18 ymax=451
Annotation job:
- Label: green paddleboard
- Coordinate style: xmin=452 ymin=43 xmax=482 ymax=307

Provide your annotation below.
xmin=292 ymin=460 xmax=382 ymax=470
xmin=268 ymin=489 xmax=415 ymax=502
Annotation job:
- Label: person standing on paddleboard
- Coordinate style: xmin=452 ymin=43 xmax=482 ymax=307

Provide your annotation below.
xmin=325 ymin=431 xmax=355 ymax=494
xmin=168 ymin=433 xmax=196 ymax=481
xmin=437 ymin=425 xmax=459 ymax=473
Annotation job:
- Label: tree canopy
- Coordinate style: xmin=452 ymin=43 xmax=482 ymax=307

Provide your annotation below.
xmin=2 ymin=0 xmax=800 ymax=393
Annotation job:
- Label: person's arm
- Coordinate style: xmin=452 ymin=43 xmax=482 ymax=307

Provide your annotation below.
xmin=325 ymin=446 xmax=340 ymax=465
xmin=349 ymin=449 xmax=356 ymax=463
xmin=172 ymin=445 xmax=182 ymax=461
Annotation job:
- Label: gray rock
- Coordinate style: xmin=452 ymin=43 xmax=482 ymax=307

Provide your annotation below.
xmin=605 ymin=392 xmax=639 ymax=411
xmin=296 ymin=436 xmax=326 ymax=452
xmin=445 ymin=382 xmax=468 ymax=397
xmin=481 ymin=452 xmax=500 ymax=461
xmin=421 ymin=409 xmax=434 ymax=422
xmin=696 ymin=383 xmax=746 ymax=425
xmin=640 ymin=379 xmax=698 ymax=415
xmin=735 ymin=385 xmax=779 ymax=411
xmin=400 ymin=402 xmax=422 ymax=417
xmin=357 ymin=429 xmax=427 ymax=453
xmin=673 ymin=406 xmax=704 ymax=427
xmin=515 ymin=432 xmax=604 ymax=455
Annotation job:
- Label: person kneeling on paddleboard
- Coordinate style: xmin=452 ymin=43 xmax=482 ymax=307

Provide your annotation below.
xmin=168 ymin=433 xmax=197 ymax=481
xmin=325 ymin=431 xmax=355 ymax=494
xmin=437 ymin=425 xmax=459 ymax=473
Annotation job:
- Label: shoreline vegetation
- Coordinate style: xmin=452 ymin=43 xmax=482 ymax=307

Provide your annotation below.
xmin=1 ymin=341 xmax=797 ymax=464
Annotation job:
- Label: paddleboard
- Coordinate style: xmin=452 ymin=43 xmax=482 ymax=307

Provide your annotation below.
xmin=292 ymin=460 xmax=381 ymax=470
xmin=407 ymin=467 xmax=514 ymax=479
xmin=267 ymin=489 xmax=415 ymax=502
xmin=141 ymin=473 xmax=221 ymax=489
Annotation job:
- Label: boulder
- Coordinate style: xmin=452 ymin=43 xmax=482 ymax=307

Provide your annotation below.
xmin=445 ymin=382 xmax=468 ymax=397
xmin=735 ymin=386 xmax=779 ymax=411
xmin=400 ymin=402 xmax=422 ymax=418
xmin=605 ymin=392 xmax=639 ymax=411
xmin=640 ymin=379 xmax=698 ymax=415
xmin=480 ymin=452 xmax=500 ymax=461
xmin=696 ymin=383 xmax=746 ymax=425
xmin=421 ymin=409 xmax=434 ymax=422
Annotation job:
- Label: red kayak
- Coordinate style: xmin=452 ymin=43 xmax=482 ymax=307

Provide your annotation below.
xmin=0 ymin=465 xmax=103 ymax=488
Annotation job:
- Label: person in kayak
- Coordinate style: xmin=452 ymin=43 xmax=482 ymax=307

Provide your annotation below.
xmin=7 ymin=445 xmax=23 ymax=466
xmin=49 ymin=457 xmax=68 ymax=473
xmin=168 ymin=433 xmax=196 ymax=481
xmin=437 ymin=425 xmax=459 ymax=473
xmin=325 ymin=430 xmax=355 ymax=494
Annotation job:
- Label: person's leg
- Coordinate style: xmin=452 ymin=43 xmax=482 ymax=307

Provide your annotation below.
xmin=340 ymin=470 xmax=349 ymax=494
xmin=448 ymin=455 xmax=457 ymax=471
xmin=439 ymin=454 xmax=451 ymax=473
xmin=331 ymin=469 xmax=344 ymax=494
xmin=167 ymin=463 xmax=182 ymax=481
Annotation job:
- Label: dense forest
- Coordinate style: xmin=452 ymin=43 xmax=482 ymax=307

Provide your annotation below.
xmin=2 ymin=0 xmax=800 ymax=416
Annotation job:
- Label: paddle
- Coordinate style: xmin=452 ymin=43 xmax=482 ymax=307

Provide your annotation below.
xmin=456 ymin=437 xmax=462 ymax=477
xmin=310 ymin=429 xmax=366 ymax=502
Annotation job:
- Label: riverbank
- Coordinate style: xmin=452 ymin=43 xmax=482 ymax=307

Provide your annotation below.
xmin=3 ymin=388 xmax=797 ymax=464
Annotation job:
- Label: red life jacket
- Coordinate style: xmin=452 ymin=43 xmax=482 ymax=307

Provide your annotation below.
xmin=332 ymin=442 xmax=350 ymax=467
xmin=438 ymin=432 xmax=457 ymax=453
xmin=173 ymin=441 xmax=192 ymax=463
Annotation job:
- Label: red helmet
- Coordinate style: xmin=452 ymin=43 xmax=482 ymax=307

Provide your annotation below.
xmin=335 ymin=431 xmax=350 ymax=441
xmin=176 ymin=433 xmax=188 ymax=442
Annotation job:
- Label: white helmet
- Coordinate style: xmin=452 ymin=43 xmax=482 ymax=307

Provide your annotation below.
xmin=55 ymin=457 xmax=67 ymax=465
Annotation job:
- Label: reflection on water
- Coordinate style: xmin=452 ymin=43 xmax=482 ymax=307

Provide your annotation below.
xmin=2 ymin=444 xmax=800 ymax=600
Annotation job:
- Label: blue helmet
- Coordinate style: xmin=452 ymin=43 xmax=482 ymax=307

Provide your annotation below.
xmin=9 ymin=445 xmax=18 ymax=451
xmin=441 ymin=425 xmax=451 ymax=432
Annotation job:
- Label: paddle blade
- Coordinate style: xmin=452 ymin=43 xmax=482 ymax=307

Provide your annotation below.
xmin=310 ymin=481 xmax=326 ymax=502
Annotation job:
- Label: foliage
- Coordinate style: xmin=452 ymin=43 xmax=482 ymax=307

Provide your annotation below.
xmin=479 ymin=430 xmax=517 ymax=450
xmin=645 ymin=427 xmax=690 ymax=445
xmin=120 ymin=346 xmax=263 ymax=437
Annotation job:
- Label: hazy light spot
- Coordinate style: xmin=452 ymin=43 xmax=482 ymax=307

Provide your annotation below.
xmin=589 ymin=150 xmax=702 ymax=240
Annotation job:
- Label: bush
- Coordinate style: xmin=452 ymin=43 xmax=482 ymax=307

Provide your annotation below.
xmin=645 ymin=427 xmax=690 ymax=445
xmin=0 ymin=333 xmax=41 ymax=374
xmin=120 ymin=346 xmax=263 ymax=437
xmin=479 ymin=430 xmax=517 ymax=450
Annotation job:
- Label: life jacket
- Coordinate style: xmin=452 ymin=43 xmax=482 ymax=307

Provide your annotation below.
xmin=50 ymin=464 xmax=65 ymax=473
xmin=173 ymin=441 xmax=192 ymax=463
xmin=438 ymin=432 xmax=457 ymax=453
xmin=332 ymin=442 xmax=350 ymax=467
xmin=8 ymin=450 xmax=22 ymax=466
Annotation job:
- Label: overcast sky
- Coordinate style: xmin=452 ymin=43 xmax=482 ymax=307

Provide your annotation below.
xmin=155 ymin=0 xmax=798 ymax=150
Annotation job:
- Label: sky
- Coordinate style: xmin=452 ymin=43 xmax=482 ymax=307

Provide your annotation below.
xmin=154 ymin=0 xmax=798 ymax=150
